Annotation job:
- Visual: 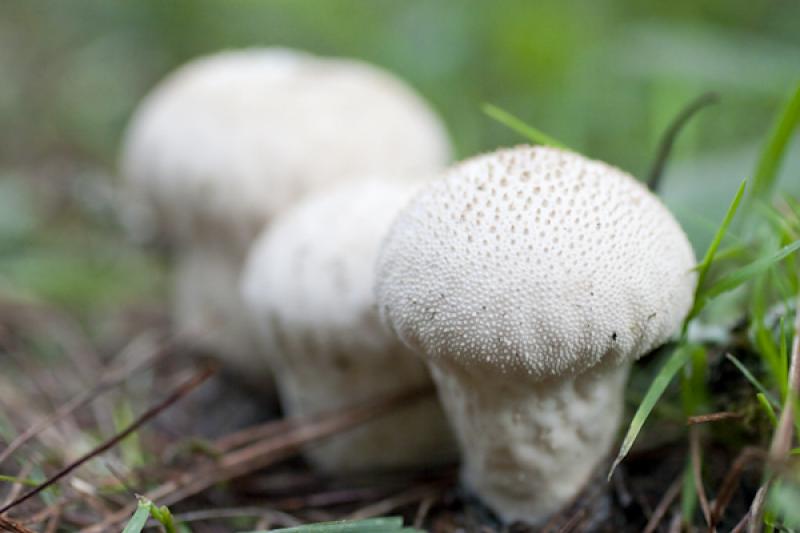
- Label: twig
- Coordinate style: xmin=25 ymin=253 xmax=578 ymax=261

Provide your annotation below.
xmin=0 ymin=366 xmax=213 ymax=515
xmin=643 ymin=474 xmax=683 ymax=533
xmin=555 ymin=508 xmax=588 ymax=533
xmin=269 ymin=486 xmax=397 ymax=512
xmin=747 ymin=485 xmax=768 ymax=533
xmin=0 ymin=516 xmax=36 ymax=533
xmin=689 ymin=427 xmax=712 ymax=529
xmin=214 ymin=416 xmax=294 ymax=453
xmin=730 ymin=510 xmax=751 ymax=533
xmin=0 ymin=465 xmax=32 ymax=510
xmin=708 ymin=447 xmax=763 ymax=529
xmin=42 ymin=505 xmax=60 ymax=533
xmin=687 ymin=411 xmax=744 ymax=425
xmin=768 ymin=294 xmax=800 ymax=462
xmin=170 ymin=507 xmax=301 ymax=527
xmin=79 ymin=385 xmax=435 ymax=533
xmin=647 ymin=92 xmax=720 ymax=192
xmin=347 ymin=482 xmax=446 ymax=521
xmin=413 ymin=494 xmax=436 ymax=529
xmin=750 ymin=293 xmax=800 ymax=529
xmin=0 ymin=334 xmax=172 ymax=469
xmin=667 ymin=512 xmax=682 ymax=533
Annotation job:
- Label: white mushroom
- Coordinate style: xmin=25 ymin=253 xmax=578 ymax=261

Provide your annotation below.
xmin=375 ymin=145 xmax=696 ymax=523
xmin=241 ymin=179 xmax=454 ymax=472
xmin=119 ymin=48 xmax=451 ymax=385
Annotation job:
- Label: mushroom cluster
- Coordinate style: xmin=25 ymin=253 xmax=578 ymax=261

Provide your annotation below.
xmin=241 ymin=179 xmax=455 ymax=472
xmin=119 ymin=48 xmax=451 ymax=387
xmin=375 ymin=145 xmax=696 ymax=523
xmin=120 ymin=47 xmax=698 ymax=524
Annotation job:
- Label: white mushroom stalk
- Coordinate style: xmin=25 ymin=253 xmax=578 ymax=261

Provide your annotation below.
xmin=241 ymin=179 xmax=454 ymax=472
xmin=119 ymin=48 xmax=451 ymax=385
xmin=375 ymin=145 xmax=696 ymax=524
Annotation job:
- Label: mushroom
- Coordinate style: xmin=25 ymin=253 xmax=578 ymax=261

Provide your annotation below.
xmin=241 ymin=179 xmax=455 ymax=471
xmin=119 ymin=48 xmax=451 ymax=386
xmin=375 ymin=145 xmax=696 ymax=523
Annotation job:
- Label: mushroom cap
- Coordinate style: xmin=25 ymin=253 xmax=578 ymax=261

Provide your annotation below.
xmin=240 ymin=178 xmax=453 ymax=470
xmin=241 ymin=178 xmax=423 ymax=359
xmin=120 ymin=48 xmax=451 ymax=247
xmin=376 ymin=146 xmax=697 ymax=380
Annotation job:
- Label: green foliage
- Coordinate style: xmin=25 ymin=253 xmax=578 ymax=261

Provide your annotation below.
xmin=482 ymin=104 xmax=570 ymax=150
xmin=749 ymin=83 xmax=800 ymax=204
xmin=687 ymin=178 xmax=746 ymax=320
xmin=0 ymin=474 xmax=38 ymax=487
xmin=699 ymin=238 xmax=800 ymax=303
xmin=113 ymin=399 xmax=147 ymax=468
xmin=123 ymin=497 xmax=189 ymax=533
xmin=255 ymin=517 xmax=424 ymax=533
xmin=610 ymin=171 xmax=749 ymax=478
xmin=122 ymin=501 xmax=151 ymax=533
xmin=767 ymin=482 xmax=800 ymax=528
xmin=725 ymin=353 xmax=779 ymax=407
xmin=611 ymin=80 xmax=800 ymax=532
xmin=609 ymin=343 xmax=693 ymax=478
xmin=0 ymin=2 xmax=799 ymax=531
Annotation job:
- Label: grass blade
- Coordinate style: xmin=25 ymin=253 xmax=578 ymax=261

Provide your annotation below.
xmin=483 ymin=103 xmax=570 ymax=150
xmin=700 ymin=239 xmax=800 ymax=301
xmin=767 ymin=482 xmax=800 ymax=528
xmin=758 ymin=393 xmax=779 ymax=426
xmin=687 ymin=179 xmax=747 ymax=320
xmin=609 ymin=344 xmax=692 ymax=478
xmin=262 ymin=517 xmax=417 ymax=533
xmin=122 ymin=501 xmax=151 ymax=533
xmin=749 ymin=82 xmax=800 ymax=204
xmin=726 ymin=353 xmax=780 ymax=408
xmin=0 ymin=474 xmax=38 ymax=487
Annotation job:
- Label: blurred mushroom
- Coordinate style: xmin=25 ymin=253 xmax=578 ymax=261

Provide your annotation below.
xmin=241 ymin=179 xmax=455 ymax=471
xmin=375 ymin=145 xmax=696 ymax=523
xmin=119 ymin=48 xmax=451 ymax=387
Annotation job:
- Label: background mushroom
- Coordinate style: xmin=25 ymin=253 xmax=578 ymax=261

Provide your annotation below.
xmin=119 ymin=48 xmax=451 ymax=387
xmin=375 ymin=145 xmax=697 ymax=523
xmin=240 ymin=179 xmax=455 ymax=472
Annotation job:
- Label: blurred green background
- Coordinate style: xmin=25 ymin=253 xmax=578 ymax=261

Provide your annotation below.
xmin=0 ymin=0 xmax=798 ymax=319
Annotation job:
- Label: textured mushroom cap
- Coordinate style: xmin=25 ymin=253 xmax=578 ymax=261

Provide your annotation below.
xmin=242 ymin=179 xmax=423 ymax=362
xmin=376 ymin=146 xmax=697 ymax=380
xmin=120 ymin=48 xmax=451 ymax=246
xmin=241 ymin=179 xmax=453 ymax=470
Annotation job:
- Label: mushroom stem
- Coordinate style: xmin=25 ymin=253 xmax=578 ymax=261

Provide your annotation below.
xmin=173 ymin=243 xmax=265 ymax=388
xmin=428 ymin=360 xmax=630 ymax=524
xmin=274 ymin=343 xmax=451 ymax=472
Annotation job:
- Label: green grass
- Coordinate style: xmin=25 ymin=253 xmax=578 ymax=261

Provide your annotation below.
xmin=257 ymin=517 xmax=424 ymax=533
xmin=483 ymin=103 xmax=571 ymax=150
xmin=605 ymin=80 xmax=800 ymax=530
xmin=123 ymin=497 xmax=188 ymax=533
xmin=748 ymin=82 xmax=800 ymax=205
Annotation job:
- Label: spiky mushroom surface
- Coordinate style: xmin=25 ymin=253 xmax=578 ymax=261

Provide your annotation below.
xmin=376 ymin=145 xmax=696 ymax=523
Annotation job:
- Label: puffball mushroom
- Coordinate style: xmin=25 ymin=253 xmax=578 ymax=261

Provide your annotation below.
xmin=240 ymin=179 xmax=454 ymax=472
xmin=375 ymin=145 xmax=696 ymax=524
xmin=119 ymin=48 xmax=451 ymax=384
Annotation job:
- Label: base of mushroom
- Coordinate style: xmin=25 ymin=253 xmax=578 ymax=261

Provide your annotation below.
xmin=302 ymin=393 xmax=456 ymax=473
xmin=428 ymin=360 xmax=630 ymax=525
xmin=173 ymin=243 xmax=275 ymax=394
xmin=276 ymin=345 xmax=457 ymax=473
